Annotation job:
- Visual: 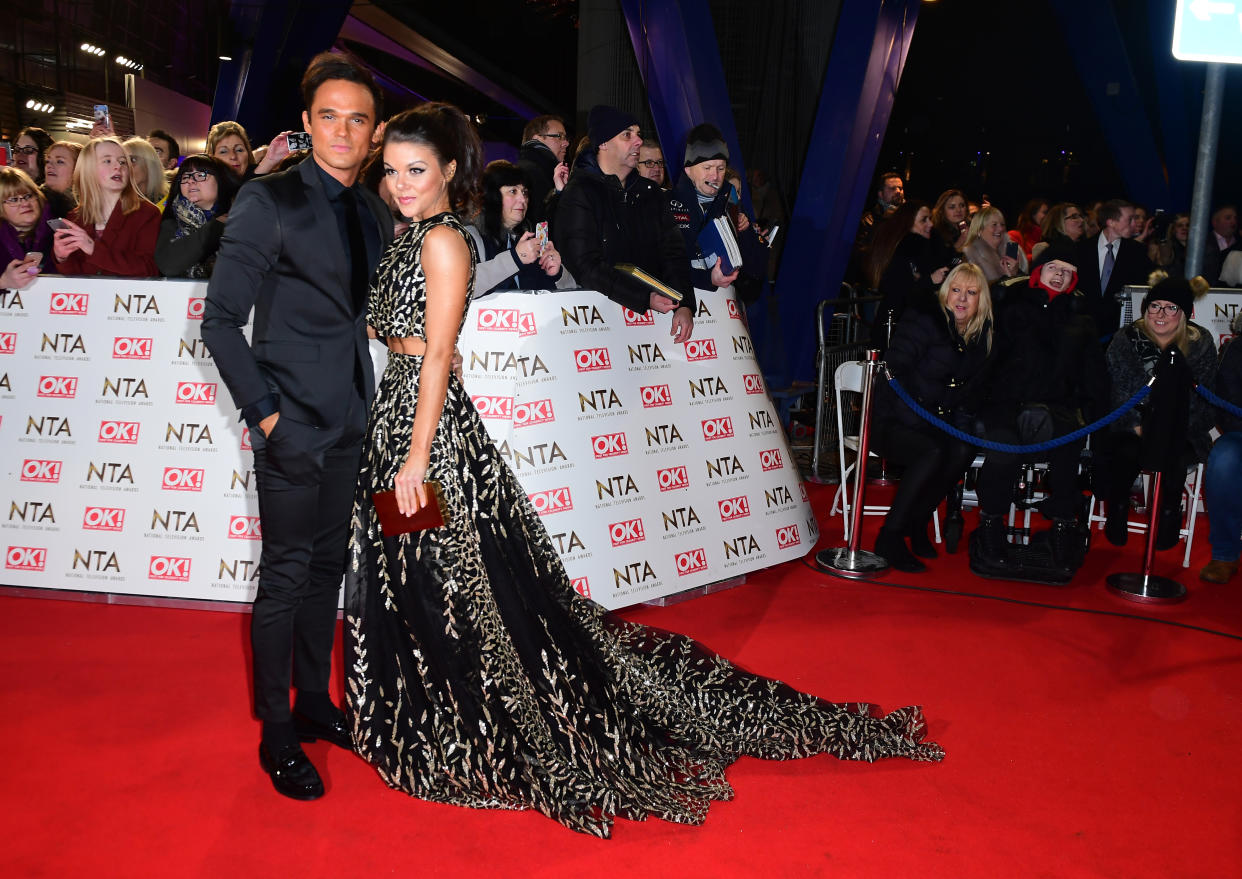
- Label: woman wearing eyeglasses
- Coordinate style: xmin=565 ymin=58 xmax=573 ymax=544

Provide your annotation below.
xmin=155 ymin=155 xmax=241 ymax=278
xmin=0 ymin=167 xmax=53 ymax=289
xmin=1097 ymin=274 xmax=1217 ymax=550
xmin=52 ymin=137 xmax=161 ymax=277
xmin=13 ymin=127 xmax=53 ymax=184
xmin=1031 ymin=203 xmax=1086 ymax=261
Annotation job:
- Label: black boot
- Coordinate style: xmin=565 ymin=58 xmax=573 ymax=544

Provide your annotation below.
xmin=908 ymin=518 xmax=938 ymax=559
xmin=972 ymin=513 xmax=1009 ymax=564
xmin=875 ymin=527 xmax=926 ymax=573
xmin=1104 ymin=501 xmax=1129 ymax=547
xmin=1049 ymin=517 xmax=1085 ymax=572
xmin=1155 ymin=505 xmax=1182 ymax=551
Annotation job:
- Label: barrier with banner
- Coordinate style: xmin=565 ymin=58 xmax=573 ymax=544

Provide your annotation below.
xmin=458 ymin=288 xmax=817 ymax=607
xmin=1 ymin=277 xmax=816 ymax=610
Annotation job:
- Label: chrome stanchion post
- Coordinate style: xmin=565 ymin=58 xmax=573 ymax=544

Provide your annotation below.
xmin=817 ymin=349 xmax=890 ymax=577
xmin=1106 ymin=470 xmax=1186 ymax=603
xmin=1107 ymin=362 xmax=1186 ymax=603
xmin=871 ymin=312 xmax=897 ymax=486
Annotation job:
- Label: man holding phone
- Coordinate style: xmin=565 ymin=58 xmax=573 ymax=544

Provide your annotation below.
xmin=201 ymin=53 xmax=393 ymax=801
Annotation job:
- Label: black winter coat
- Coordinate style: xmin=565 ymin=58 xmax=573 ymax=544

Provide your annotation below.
xmin=1105 ymin=322 xmax=1219 ymax=462
xmin=870 ymin=233 xmax=944 ymax=347
xmin=875 ymin=303 xmax=994 ymax=431
xmin=983 ymin=277 xmax=1109 ymax=430
xmin=553 ymin=153 xmax=694 ymax=313
xmin=515 ymin=141 xmax=558 ymax=226
xmin=1218 ymin=335 xmax=1242 ymax=435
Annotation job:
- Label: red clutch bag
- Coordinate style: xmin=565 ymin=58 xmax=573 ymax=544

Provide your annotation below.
xmin=372 ymin=481 xmax=449 ymax=536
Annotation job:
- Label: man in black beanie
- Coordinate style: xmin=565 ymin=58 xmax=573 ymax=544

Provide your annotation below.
xmin=554 ymin=104 xmax=696 ymax=341
xmin=668 ymin=122 xmax=755 ymax=293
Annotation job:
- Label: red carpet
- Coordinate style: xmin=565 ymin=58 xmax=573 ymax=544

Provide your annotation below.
xmin=3 ymin=483 xmax=1240 ymax=878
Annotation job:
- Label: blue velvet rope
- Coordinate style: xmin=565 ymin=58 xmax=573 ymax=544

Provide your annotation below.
xmin=1195 ymin=383 xmax=1242 ymax=419
xmin=885 ymin=377 xmax=1152 ymax=454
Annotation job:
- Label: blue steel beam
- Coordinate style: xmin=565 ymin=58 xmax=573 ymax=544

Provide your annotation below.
xmin=774 ymin=0 xmax=920 ymax=382
xmin=1046 ymin=0 xmax=1170 ymax=209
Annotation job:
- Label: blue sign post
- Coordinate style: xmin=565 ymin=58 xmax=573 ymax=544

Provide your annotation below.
xmin=1173 ymin=0 xmax=1242 ymax=63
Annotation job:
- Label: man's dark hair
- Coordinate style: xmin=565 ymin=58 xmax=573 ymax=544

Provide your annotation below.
xmin=300 ymin=52 xmax=383 ymax=120
xmin=1097 ymin=198 xmax=1132 ymax=227
xmin=147 ymin=129 xmax=180 ymax=161
xmin=1212 ymin=203 xmax=1237 ymax=218
xmin=522 ymin=115 xmax=564 ymax=144
xmin=874 ymin=170 xmax=903 ymax=195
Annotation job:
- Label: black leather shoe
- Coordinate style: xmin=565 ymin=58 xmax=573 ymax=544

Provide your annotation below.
xmin=293 ymin=708 xmax=353 ymax=750
xmin=875 ymin=528 xmax=926 ymax=573
xmin=259 ymin=742 xmax=324 ymax=801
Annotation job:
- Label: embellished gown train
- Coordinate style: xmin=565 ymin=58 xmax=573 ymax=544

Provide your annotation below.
xmin=344 ymin=212 xmax=943 ymax=838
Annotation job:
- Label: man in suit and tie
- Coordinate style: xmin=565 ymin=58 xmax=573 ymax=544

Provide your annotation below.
xmin=202 ymin=53 xmax=393 ymax=801
xmin=1076 ymin=198 xmax=1152 ymax=334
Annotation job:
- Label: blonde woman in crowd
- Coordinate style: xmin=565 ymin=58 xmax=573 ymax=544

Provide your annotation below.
xmin=52 ymin=136 xmax=160 ymax=277
xmin=124 ymin=137 xmax=170 ymax=210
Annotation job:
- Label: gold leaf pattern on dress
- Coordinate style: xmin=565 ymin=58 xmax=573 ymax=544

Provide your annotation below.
xmin=344 ymin=212 xmax=943 ymax=839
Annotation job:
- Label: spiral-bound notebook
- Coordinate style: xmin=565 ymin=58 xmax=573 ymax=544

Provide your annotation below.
xmin=372 ymin=481 xmax=449 ymax=536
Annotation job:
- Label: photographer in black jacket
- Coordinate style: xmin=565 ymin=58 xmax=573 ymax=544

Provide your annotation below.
xmin=554 ymin=105 xmax=695 ymax=341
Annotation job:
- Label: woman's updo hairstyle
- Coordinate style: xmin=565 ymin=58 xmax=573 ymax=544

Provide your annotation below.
xmin=383 ymin=102 xmax=483 ymax=218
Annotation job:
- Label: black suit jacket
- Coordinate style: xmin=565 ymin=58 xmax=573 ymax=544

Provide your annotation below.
xmin=201 ymin=157 xmax=393 ymax=429
xmin=1075 ymin=234 xmax=1151 ymax=334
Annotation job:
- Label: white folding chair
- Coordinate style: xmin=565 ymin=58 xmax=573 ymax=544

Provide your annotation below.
xmin=1086 ymin=463 xmax=1205 ymax=568
xmin=829 ymin=359 xmax=941 ymax=544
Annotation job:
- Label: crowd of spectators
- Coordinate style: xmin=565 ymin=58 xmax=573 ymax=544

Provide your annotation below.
xmin=3 ymin=103 xmax=1238 ymax=587
xmin=854 ymin=168 xmax=1241 ymax=585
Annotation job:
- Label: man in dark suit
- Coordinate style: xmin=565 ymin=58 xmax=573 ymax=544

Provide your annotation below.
xmin=1075 ymin=198 xmax=1152 ymax=334
xmin=202 ymin=53 xmax=393 ymax=801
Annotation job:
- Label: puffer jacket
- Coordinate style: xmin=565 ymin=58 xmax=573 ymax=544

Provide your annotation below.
xmin=553 ymin=152 xmax=693 ymax=313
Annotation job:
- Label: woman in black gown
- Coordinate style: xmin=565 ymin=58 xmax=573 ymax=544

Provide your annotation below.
xmin=344 ymin=103 xmax=943 ymax=839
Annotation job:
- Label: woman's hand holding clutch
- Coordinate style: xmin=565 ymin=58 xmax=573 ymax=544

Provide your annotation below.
xmin=394 ymin=453 xmax=431 ymax=515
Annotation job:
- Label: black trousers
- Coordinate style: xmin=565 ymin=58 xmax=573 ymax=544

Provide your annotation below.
xmin=1093 ymin=431 xmax=1194 ymax=515
xmin=249 ymin=392 xmax=367 ymax=722
xmin=975 ymin=425 xmax=1085 ymax=519
xmin=872 ymin=421 xmax=975 ymax=533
